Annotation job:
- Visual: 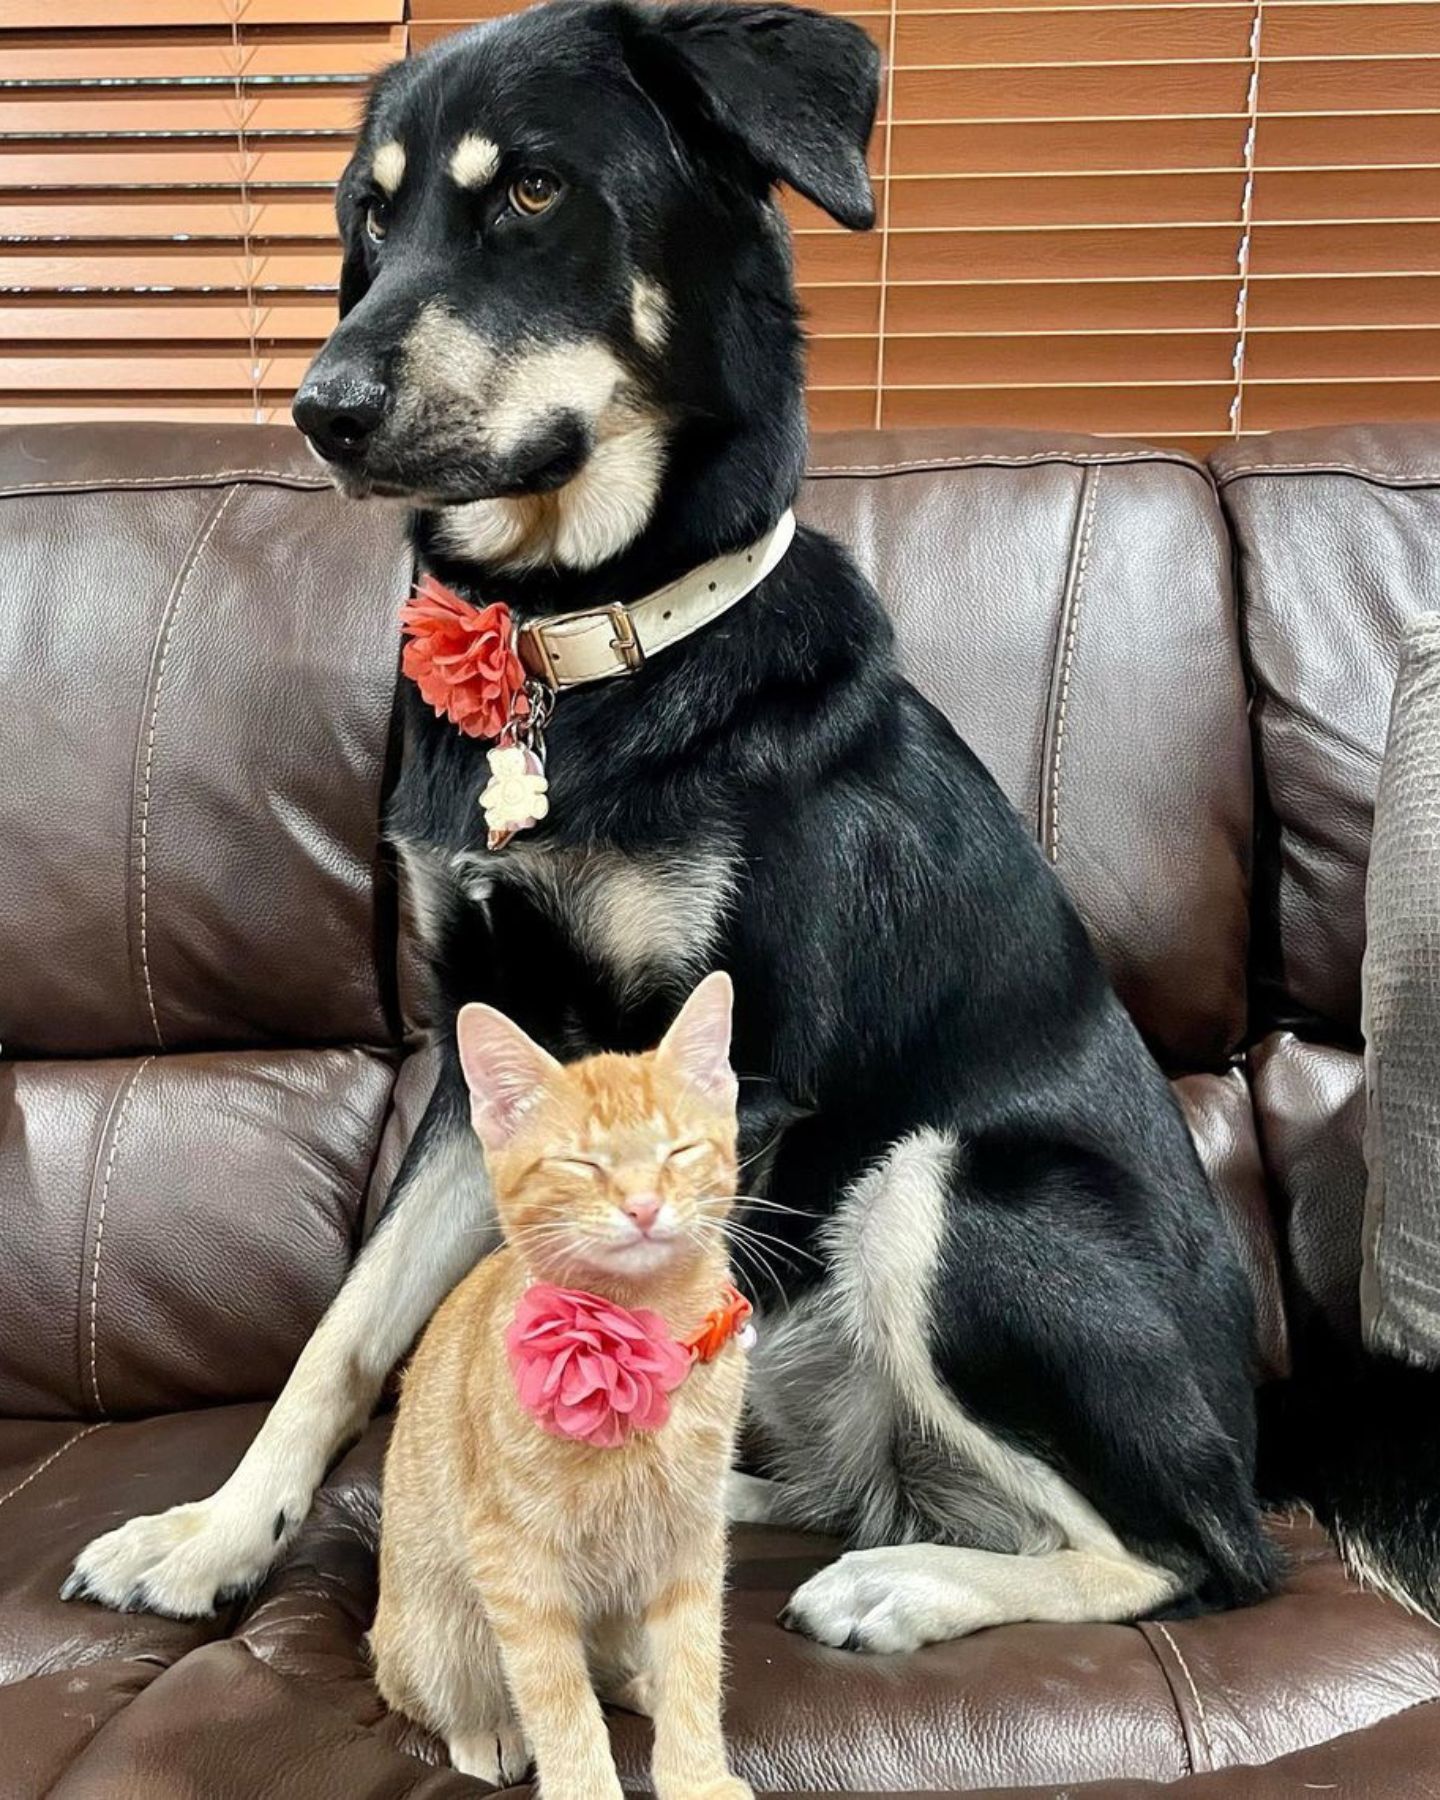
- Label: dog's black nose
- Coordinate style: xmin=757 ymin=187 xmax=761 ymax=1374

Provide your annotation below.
xmin=292 ymin=374 xmax=390 ymax=464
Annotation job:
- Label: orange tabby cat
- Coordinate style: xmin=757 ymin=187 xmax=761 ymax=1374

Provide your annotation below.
xmin=371 ymin=971 xmax=753 ymax=1800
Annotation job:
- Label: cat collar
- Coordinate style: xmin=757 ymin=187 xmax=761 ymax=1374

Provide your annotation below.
xmin=507 ymin=1281 xmax=755 ymax=1450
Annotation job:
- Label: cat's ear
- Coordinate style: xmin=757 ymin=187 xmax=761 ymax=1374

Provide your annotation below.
xmin=455 ymin=1004 xmax=562 ymax=1152
xmin=656 ymin=971 xmax=737 ymax=1108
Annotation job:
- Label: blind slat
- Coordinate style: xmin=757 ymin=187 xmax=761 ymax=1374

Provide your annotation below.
xmin=1248 ymin=271 xmax=1440 ymax=324
xmin=896 ymin=61 xmax=1440 ymax=119
xmin=895 ymin=9 xmax=1256 ymax=65
xmin=0 ymin=3 xmax=400 ymax=24
xmin=888 ymin=275 xmax=1241 ymax=329
xmin=0 ymin=140 xmax=350 ymax=188
xmin=0 ymin=245 xmax=335 ymax=288
xmin=0 ymin=295 xmax=336 ymax=337
xmin=0 ymin=87 xmax=370 ymax=133
xmin=884 ymin=328 xmax=1237 ymax=382
xmin=0 ymin=192 xmax=336 ymax=237
xmin=891 ymin=116 xmax=1246 ymax=171
xmin=0 ymin=346 xmax=314 ymax=388
xmin=0 ymin=25 xmax=403 ymax=79
xmin=889 ymin=167 xmax=1440 ymax=227
xmin=884 ymin=382 xmax=1234 ymax=431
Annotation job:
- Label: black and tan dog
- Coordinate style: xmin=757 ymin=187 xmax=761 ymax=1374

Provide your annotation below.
xmin=68 ymin=1 xmax=1292 ymax=1734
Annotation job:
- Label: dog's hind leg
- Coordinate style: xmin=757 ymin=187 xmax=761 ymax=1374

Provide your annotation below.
xmin=63 ymin=1060 xmax=493 ymax=1618
xmin=782 ymin=1542 xmax=1180 ymax=1653
xmin=759 ymin=1126 xmax=1270 ymax=1652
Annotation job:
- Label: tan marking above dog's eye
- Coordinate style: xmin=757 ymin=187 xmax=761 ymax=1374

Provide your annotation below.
xmin=371 ymin=140 xmax=406 ymax=196
xmin=509 ymin=171 xmax=561 ymax=216
xmin=365 ymin=200 xmax=389 ymax=244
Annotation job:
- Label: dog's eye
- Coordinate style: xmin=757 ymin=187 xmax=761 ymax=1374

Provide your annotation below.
xmin=509 ymin=171 xmax=561 ymax=217
xmin=364 ymin=200 xmax=389 ymax=244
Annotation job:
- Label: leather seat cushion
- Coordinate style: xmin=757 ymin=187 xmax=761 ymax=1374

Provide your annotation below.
xmin=15 ymin=1421 xmax=1439 ymax=1796
xmin=0 ymin=1407 xmax=270 ymax=1793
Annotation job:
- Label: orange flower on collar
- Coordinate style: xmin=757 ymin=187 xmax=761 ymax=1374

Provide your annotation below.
xmin=400 ymin=575 xmax=529 ymax=740
xmin=683 ymin=1284 xmax=755 ymax=1364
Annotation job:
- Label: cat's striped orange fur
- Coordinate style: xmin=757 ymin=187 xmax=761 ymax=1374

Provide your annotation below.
xmin=371 ymin=973 xmax=753 ymax=1800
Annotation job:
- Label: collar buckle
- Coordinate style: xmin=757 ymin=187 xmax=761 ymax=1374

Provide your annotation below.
xmin=517 ymin=602 xmax=645 ymax=688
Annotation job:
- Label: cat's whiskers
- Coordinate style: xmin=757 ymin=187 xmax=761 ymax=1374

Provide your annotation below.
xmin=727 ymin=1195 xmax=820 ymax=1220
xmin=692 ymin=1215 xmax=810 ymax=1306
xmin=725 ymin=1219 xmax=821 ymax=1266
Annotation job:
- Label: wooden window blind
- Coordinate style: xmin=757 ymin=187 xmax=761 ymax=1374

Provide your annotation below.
xmin=0 ymin=1 xmax=404 ymax=424
xmin=5 ymin=0 xmax=1439 ymax=452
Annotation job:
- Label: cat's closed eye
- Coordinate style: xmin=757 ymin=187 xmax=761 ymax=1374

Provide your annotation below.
xmin=541 ymin=1156 xmax=605 ymax=1178
xmin=665 ymin=1141 xmax=712 ymax=1165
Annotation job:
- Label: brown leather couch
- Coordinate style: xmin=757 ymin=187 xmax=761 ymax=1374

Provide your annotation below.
xmin=3 ymin=420 xmax=1438 ymax=1797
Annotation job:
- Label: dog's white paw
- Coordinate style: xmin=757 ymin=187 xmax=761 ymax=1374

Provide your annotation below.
xmin=448 ymin=1722 xmax=532 ymax=1784
xmin=779 ymin=1545 xmax=979 ymax=1654
xmin=62 ymin=1493 xmax=294 ymax=1619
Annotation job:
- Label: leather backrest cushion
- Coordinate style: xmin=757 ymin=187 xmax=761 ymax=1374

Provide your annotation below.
xmin=0 ymin=426 xmax=412 ymax=1059
xmin=1214 ymin=426 xmax=1440 ymax=1040
xmin=803 ymin=430 xmax=1252 ymax=1072
xmin=0 ymin=1047 xmax=393 ymax=1418
xmin=1249 ymin=1030 xmax=1367 ymax=1344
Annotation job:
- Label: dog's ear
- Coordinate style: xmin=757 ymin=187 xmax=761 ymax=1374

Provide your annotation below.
xmin=639 ymin=3 xmax=879 ymax=230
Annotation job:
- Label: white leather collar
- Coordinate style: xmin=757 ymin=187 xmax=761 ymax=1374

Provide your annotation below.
xmin=515 ymin=509 xmax=796 ymax=690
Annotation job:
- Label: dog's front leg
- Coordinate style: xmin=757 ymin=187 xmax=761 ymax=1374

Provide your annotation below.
xmin=63 ymin=1067 xmax=493 ymax=1618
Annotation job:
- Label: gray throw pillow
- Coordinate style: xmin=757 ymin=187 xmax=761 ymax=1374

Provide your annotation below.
xmin=1361 ymin=611 xmax=1440 ymax=1365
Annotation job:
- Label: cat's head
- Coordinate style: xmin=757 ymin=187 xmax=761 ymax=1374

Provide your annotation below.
xmin=456 ymin=972 xmax=739 ymax=1282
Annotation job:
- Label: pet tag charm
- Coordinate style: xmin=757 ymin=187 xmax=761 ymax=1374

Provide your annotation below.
xmin=481 ymin=743 xmax=548 ymax=850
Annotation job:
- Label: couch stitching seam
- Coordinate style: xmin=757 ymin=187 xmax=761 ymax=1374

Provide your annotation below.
xmin=0 ymin=1424 xmax=106 ymax=1514
xmin=137 ymin=486 xmax=237 ymax=1049
xmin=1155 ymin=1623 xmax=1213 ymax=1767
xmin=1047 ymin=466 xmax=1099 ymax=865
xmin=1217 ymin=459 xmax=1440 ymax=484
xmin=0 ymin=454 xmax=1210 ymax=493
xmin=88 ymin=1057 xmax=154 ymax=1415
xmin=0 ymin=469 xmax=327 ymax=495
xmin=807 ymin=450 xmax=1203 ymax=478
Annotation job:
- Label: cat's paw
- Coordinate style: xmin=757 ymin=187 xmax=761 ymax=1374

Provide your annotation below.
xmin=448 ymin=1723 xmax=532 ymax=1785
xmin=62 ymin=1493 xmax=290 ymax=1618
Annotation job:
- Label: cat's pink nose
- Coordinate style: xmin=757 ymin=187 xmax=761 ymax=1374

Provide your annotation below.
xmin=623 ymin=1195 xmax=662 ymax=1233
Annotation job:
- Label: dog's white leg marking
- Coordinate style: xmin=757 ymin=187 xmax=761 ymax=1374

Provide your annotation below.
xmin=758 ymin=1130 xmax=1182 ymax=1649
xmin=64 ymin=1114 xmax=495 ymax=1618
xmin=725 ymin=1470 xmax=782 ymax=1526
xmin=784 ymin=1543 xmax=1182 ymax=1654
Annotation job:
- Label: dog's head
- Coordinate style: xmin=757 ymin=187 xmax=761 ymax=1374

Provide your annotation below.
xmin=292 ymin=0 xmax=878 ymax=571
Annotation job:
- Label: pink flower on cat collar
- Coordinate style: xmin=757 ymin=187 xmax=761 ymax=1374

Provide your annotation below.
xmin=507 ymin=1285 xmax=693 ymax=1448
